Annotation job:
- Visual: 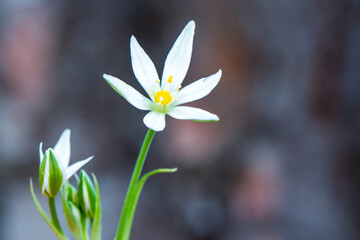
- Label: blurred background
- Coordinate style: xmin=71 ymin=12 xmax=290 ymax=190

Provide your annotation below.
xmin=0 ymin=0 xmax=359 ymax=239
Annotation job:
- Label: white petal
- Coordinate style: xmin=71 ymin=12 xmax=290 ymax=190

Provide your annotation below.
xmin=54 ymin=129 xmax=71 ymax=168
xmin=104 ymin=74 xmax=152 ymax=110
xmin=168 ymin=106 xmax=219 ymax=122
xmin=143 ymin=111 xmax=166 ymax=131
xmin=162 ymin=21 xmax=195 ymax=91
xmin=65 ymin=156 xmax=93 ymax=181
xmin=82 ymin=181 xmax=91 ymax=212
xmin=176 ymin=70 xmax=222 ymax=105
xmin=39 ymin=142 xmax=43 ymax=163
xmin=130 ymin=36 xmax=160 ymax=94
xmin=42 ymin=151 xmax=50 ymax=194
xmin=51 ymin=149 xmax=66 ymax=172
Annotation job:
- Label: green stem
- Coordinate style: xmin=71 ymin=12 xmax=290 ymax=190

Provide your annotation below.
xmin=82 ymin=217 xmax=89 ymax=240
xmin=114 ymin=129 xmax=155 ymax=240
xmin=30 ymin=180 xmax=69 ymax=240
xmin=48 ymin=197 xmax=63 ymax=234
xmin=126 ymin=168 xmax=178 ymax=228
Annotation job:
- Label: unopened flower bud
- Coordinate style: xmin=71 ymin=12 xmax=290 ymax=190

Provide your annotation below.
xmin=64 ymin=202 xmax=83 ymax=237
xmin=63 ymin=182 xmax=79 ymax=206
xmin=39 ymin=149 xmax=64 ymax=197
xmin=61 ymin=182 xmax=83 ymax=239
xmin=78 ymin=170 xmax=96 ymax=218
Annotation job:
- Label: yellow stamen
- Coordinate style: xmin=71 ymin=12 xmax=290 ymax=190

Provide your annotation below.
xmin=167 ymin=76 xmax=173 ymax=83
xmin=155 ymin=90 xmax=172 ymax=107
xmin=176 ymin=85 xmax=182 ymax=92
xmin=155 ymin=79 xmax=160 ymax=83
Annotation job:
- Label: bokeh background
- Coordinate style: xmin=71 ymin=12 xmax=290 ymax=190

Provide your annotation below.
xmin=0 ymin=0 xmax=359 ymax=239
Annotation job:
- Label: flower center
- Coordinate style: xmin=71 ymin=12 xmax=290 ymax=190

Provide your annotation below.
xmin=155 ymin=90 xmax=172 ymax=107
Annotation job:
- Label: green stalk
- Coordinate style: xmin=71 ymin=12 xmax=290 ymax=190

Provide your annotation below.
xmin=114 ymin=129 xmax=155 ymax=240
xmin=82 ymin=217 xmax=89 ymax=240
xmin=48 ymin=197 xmax=64 ymax=234
xmin=30 ymin=180 xmax=69 ymax=240
xmin=126 ymin=168 xmax=178 ymax=230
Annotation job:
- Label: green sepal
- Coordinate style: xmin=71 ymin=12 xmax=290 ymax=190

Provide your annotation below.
xmin=29 ymin=178 xmax=69 ymax=240
xmin=48 ymin=150 xmax=64 ymax=197
xmin=78 ymin=170 xmax=97 ymax=218
xmin=39 ymin=149 xmax=64 ymax=197
xmin=189 ymin=118 xmax=219 ymax=123
xmin=38 ymin=155 xmax=46 ymax=194
xmin=104 ymin=77 xmax=124 ymax=98
xmin=90 ymin=173 xmax=102 ymax=240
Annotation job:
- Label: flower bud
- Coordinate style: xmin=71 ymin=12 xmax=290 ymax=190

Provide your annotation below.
xmin=78 ymin=170 xmax=96 ymax=218
xmin=61 ymin=182 xmax=85 ymax=239
xmin=39 ymin=149 xmax=64 ymax=197
xmin=63 ymin=182 xmax=79 ymax=206
xmin=63 ymin=190 xmax=83 ymax=239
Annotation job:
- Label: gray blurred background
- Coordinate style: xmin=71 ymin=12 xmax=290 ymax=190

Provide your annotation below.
xmin=0 ymin=0 xmax=359 ymax=239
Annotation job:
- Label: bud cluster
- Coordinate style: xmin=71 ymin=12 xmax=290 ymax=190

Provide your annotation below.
xmin=32 ymin=129 xmax=100 ymax=240
xmin=62 ymin=170 xmax=99 ymax=239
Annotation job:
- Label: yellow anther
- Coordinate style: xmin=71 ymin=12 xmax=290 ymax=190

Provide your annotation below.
xmin=155 ymin=90 xmax=172 ymax=107
xmin=176 ymin=85 xmax=182 ymax=92
xmin=155 ymin=79 xmax=161 ymax=83
xmin=167 ymin=76 xmax=173 ymax=83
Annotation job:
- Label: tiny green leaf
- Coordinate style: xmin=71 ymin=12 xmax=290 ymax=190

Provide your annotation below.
xmin=139 ymin=168 xmax=178 ymax=184
xmin=122 ymin=168 xmax=178 ymax=239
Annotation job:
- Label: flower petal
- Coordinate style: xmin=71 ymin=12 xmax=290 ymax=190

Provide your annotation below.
xmin=130 ymin=36 xmax=160 ymax=94
xmin=54 ymin=129 xmax=71 ymax=168
xmin=176 ymin=70 xmax=222 ymax=105
xmin=65 ymin=156 xmax=93 ymax=181
xmin=42 ymin=151 xmax=50 ymax=194
xmin=143 ymin=111 xmax=166 ymax=131
xmin=39 ymin=142 xmax=43 ymax=163
xmin=168 ymin=106 xmax=219 ymax=122
xmin=162 ymin=20 xmax=195 ymax=91
xmin=104 ymin=74 xmax=152 ymax=110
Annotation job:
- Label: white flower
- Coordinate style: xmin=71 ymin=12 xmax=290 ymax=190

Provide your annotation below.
xmin=39 ymin=129 xmax=93 ymax=197
xmin=103 ymin=20 xmax=221 ymax=131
